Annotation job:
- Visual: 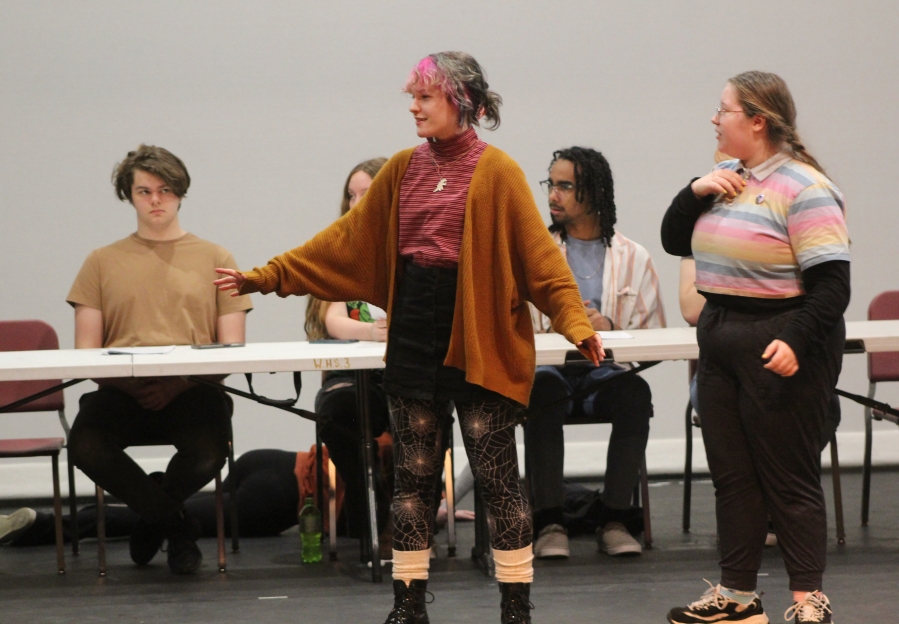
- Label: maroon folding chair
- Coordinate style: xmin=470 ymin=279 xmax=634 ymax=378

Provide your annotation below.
xmin=862 ymin=291 xmax=899 ymax=525
xmin=0 ymin=320 xmax=79 ymax=573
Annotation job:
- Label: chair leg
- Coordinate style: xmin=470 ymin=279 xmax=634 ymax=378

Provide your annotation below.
xmin=829 ymin=433 xmax=845 ymax=545
xmin=51 ymin=454 xmax=65 ymax=574
xmin=683 ymin=399 xmax=694 ymax=533
xmin=640 ymin=455 xmax=652 ymax=550
xmin=215 ymin=472 xmax=226 ymax=573
xmin=96 ymin=485 xmax=107 ymax=576
xmin=67 ymin=456 xmax=79 ymax=556
xmin=328 ymin=458 xmax=338 ymax=561
xmin=227 ymin=439 xmax=240 ymax=553
xmin=444 ymin=445 xmax=457 ymax=558
xmin=862 ymin=382 xmax=875 ymax=526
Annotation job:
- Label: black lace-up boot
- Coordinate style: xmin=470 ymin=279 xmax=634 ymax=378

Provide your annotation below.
xmin=382 ymin=579 xmax=430 ymax=624
xmin=499 ymin=582 xmax=533 ymax=624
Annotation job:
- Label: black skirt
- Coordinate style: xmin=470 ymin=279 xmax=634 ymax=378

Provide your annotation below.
xmin=382 ymin=262 xmax=501 ymax=403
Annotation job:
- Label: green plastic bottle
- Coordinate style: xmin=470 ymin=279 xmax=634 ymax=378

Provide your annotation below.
xmin=298 ymin=496 xmax=322 ymax=563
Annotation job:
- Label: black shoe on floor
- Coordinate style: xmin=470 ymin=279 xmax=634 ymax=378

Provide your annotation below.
xmin=129 ymin=519 xmax=166 ymax=565
xmin=165 ymin=512 xmax=202 ymax=575
xmin=383 ymin=579 xmax=430 ymax=624
xmin=499 ymin=582 xmax=533 ymax=624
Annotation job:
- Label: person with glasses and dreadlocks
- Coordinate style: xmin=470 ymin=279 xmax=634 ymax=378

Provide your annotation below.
xmin=213 ymin=52 xmax=602 ymax=624
xmin=526 ymin=146 xmax=665 ymax=561
xmin=661 ymin=71 xmax=849 ymax=624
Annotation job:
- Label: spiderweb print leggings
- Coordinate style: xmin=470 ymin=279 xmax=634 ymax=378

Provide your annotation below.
xmin=388 ymin=395 xmax=532 ymax=552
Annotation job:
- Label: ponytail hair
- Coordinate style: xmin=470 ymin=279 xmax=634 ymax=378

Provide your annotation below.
xmin=729 ymin=71 xmax=827 ymax=176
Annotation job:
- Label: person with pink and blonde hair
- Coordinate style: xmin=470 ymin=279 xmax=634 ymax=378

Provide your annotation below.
xmin=214 ymin=51 xmax=602 ymax=623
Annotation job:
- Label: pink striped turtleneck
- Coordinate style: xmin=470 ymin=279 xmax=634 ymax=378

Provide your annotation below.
xmin=398 ymin=127 xmax=487 ymax=268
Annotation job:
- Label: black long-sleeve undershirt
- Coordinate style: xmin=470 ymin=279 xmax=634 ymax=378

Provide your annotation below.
xmin=661 ymin=181 xmax=851 ymax=359
xmin=660 ymin=179 xmax=713 ymax=257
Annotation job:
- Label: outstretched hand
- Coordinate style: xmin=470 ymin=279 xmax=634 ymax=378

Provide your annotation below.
xmin=576 ymin=333 xmax=605 ymax=366
xmin=213 ymin=268 xmax=246 ymax=297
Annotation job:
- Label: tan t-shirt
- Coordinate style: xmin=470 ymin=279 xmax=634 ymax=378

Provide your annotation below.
xmin=67 ymin=233 xmax=252 ymax=348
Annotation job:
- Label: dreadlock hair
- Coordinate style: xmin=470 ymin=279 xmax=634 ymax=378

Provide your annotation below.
xmin=729 ymin=70 xmax=827 ymax=176
xmin=547 ymin=147 xmax=616 ymax=247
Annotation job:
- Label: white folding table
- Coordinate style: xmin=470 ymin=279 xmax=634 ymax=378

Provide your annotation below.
xmin=4 ymin=320 xmax=899 ymax=581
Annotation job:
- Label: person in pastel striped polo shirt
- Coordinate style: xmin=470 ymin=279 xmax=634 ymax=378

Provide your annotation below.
xmin=661 ymin=71 xmax=849 ymax=624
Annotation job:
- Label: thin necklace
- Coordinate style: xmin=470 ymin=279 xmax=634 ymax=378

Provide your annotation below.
xmin=428 ymin=140 xmax=477 ymax=193
xmin=563 ymin=240 xmax=603 ymax=279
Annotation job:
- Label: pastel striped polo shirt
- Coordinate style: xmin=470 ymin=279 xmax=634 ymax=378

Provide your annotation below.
xmin=692 ymin=153 xmax=849 ymax=299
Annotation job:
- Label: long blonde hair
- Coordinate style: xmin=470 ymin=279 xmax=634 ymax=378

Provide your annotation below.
xmin=729 ymin=71 xmax=826 ymax=175
xmin=304 ymin=157 xmax=388 ymax=340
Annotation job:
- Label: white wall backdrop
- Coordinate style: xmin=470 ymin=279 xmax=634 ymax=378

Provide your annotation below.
xmin=2 ymin=1 xmax=899 ymax=496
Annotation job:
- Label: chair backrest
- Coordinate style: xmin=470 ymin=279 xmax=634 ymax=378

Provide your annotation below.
xmin=868 ymin=291 xmax=899 ymax=383
xmin=0 ymin=320 xmax=65 ymax=412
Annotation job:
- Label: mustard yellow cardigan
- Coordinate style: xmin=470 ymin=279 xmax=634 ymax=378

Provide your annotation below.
xmin=240 ymin=145 xmax=594 ymax=406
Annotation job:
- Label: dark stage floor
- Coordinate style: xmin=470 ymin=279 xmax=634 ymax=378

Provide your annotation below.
xmin=2 ymin=469 xmax=898 ymax=623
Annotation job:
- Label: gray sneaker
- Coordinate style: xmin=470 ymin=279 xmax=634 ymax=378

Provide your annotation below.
xmin=0 ymin=508 xmax=37 ymax=544
xmin=533 ymin=523 xmax=569 ymax=559
xmin=598 ymin=521 xmax=642 ymax=556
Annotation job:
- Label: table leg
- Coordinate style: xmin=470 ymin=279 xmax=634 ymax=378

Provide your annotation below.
xmin=356 ymin=370 xmax=382 ymax=582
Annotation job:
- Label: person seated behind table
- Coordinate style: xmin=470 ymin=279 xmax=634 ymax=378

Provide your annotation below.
xmin=304 ymin=157 xmax=394 ymax=556
xmin=526 ymin=147 xmax=665 ymax=560
xmin=65 ymin=145 xmax=252 ymax=574
xmin=0 ymin=445 xmax=390 ymax=547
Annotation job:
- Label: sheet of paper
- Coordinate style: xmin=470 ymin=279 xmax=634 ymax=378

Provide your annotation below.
xmin=598 ymin=331 xmax=633 ymax=340
xmin=104 ymin=346 xmax=176 ymax=355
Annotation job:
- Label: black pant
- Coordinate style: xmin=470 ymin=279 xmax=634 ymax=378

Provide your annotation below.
xmin=10 ymin=449 xmax=300 ymax=546
xmin=696 ymin=302 xmax=844 ymax=592
xmin=68 ymin=385 xmax=232 ymax=524
xmin=315 ymin=373 xmax=391 ymax=538
xmin=525 ymin=363 xmax=652 ymax=532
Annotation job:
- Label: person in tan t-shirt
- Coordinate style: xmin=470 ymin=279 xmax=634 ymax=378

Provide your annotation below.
xmin=66 ymin=145 xmax=252 ymax=575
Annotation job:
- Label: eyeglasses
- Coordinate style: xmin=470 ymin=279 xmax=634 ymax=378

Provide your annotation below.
xmin=714 ymin=107 xmax=745 ymax=119
xmin=539 ymin=180 xmax=576 ymax=195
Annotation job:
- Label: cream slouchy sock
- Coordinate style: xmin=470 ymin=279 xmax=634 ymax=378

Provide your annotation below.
xmin=392 ymin=548 xmax=432 ymax=585
xmin=493 ymin=545 xmax=534 ymax=584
